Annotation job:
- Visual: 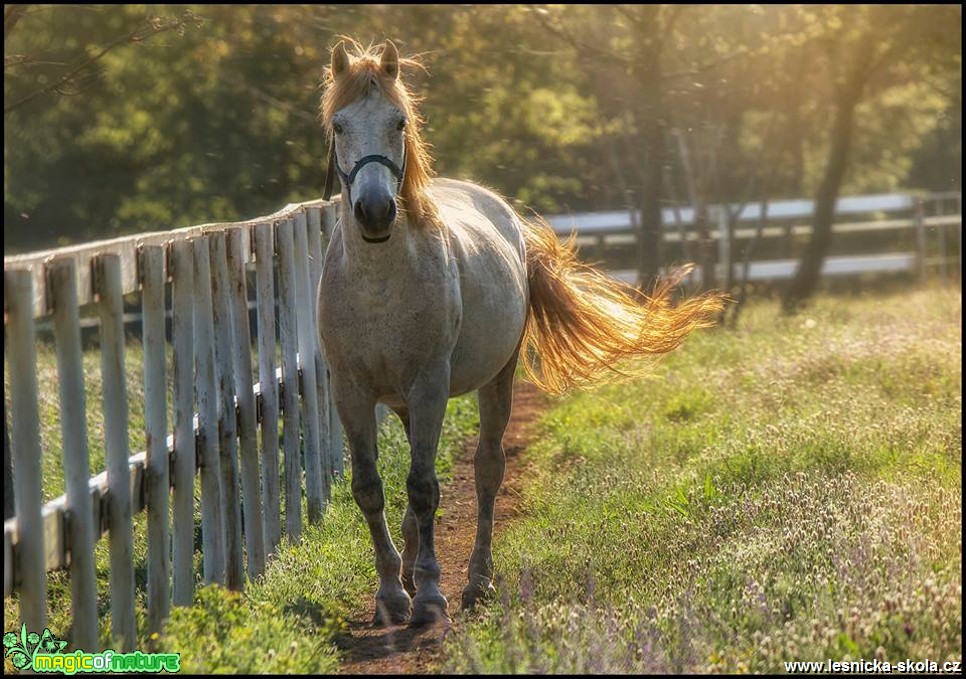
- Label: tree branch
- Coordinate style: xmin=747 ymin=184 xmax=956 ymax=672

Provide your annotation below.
xmin=4 ymin=11 xmax=193 ymax=114
xmin=4 ymin=4 xmax=30 ymax=41
xmin=532 ymin=8 xmax=633 ymax=68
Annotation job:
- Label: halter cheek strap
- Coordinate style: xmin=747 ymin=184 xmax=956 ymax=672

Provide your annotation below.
xmin=322 ymin=140 xmax=406 ymax=204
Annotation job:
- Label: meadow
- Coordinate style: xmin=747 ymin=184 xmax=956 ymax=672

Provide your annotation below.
xmin=3 ymin=284 xmax=961 ymax=672
xmin=443 ymin=285 xmax=962 ymax=672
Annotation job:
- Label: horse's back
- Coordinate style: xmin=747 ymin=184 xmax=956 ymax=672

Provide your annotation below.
xmin=428 ymin=178 xmax=527 ymax=265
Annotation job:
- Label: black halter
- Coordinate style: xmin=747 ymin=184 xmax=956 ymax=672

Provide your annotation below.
xmin=322 ymin=139 xmax=405 ymax=204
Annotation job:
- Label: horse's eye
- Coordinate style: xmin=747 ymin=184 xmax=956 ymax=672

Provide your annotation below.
xmin=332 ymin=122 xmax=344 ymax=135
xmin=397 ymin=119 xmax=407 ymax=131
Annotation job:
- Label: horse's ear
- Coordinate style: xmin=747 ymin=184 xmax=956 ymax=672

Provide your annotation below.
xmin=331 ymin=40 xmax=350 ymax=80
xmin=381 ymin=40 xmax=399 ymax=81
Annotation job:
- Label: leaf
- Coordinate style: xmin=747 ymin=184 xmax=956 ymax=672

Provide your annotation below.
xmin=20 ymin=623 xmax=27 ymax=651
xmin=10 ymin=650 xmax=30 ymax=670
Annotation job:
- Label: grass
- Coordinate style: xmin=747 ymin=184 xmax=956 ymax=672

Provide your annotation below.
xmin=4 ymin=285 xmax=961 ymax=673
xmin=443 ymin=285 xmax=961 ymax=673
xmin=3 ymin=331 xmax=480 ymax=673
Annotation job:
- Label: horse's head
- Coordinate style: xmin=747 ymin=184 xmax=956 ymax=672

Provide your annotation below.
xmin=322 ymin=40 xmax=414 ymax=244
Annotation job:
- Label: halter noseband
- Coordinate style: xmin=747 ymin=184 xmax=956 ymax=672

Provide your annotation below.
xmin=322 ymin=140 xmax=406 ymax=204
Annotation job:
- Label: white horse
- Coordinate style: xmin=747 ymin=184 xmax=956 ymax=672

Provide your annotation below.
xmin=317 ymin=39 xmax=725 ymax=626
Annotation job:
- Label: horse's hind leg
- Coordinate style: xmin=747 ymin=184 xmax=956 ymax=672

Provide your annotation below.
xmin=391 ymin=406 xmax=420 ymax=597
xmin=340 ymin=392 xmax=411 ymax=625
xmin=462 ymin=351 xmax=517 ymax=609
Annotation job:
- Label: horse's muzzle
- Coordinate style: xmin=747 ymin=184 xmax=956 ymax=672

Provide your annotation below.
xmin=354 ymin=194 xmax=397 ymax=243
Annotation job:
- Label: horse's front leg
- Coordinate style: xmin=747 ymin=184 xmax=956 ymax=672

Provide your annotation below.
xmin=338 ymin=389 xmax=411 ymax=625
xmin=406 ymin=365 xmax=451 ymax=625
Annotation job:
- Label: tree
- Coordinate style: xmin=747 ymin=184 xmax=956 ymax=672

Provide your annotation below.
xmin=782 ymin=5 xmax=961 ymax=312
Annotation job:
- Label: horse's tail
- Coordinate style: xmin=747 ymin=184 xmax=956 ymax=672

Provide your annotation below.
xmin=521 ymin=218 xmax=728 ymax=395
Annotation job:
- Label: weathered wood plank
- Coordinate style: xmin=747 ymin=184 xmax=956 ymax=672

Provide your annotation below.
xmin=276 ymin=218 xmax=303 ymax=543
xmin=210 ymin=231 xmax=244 ymax=591
xmin=307 ymin=208 xmax=333 ymax=492
xmin=227 ymin=228 xmax=266 ymax=578
xmin=293 ymin=212 xmax=325 ymax=521
xmin=140 ymin=245 xmax=171 ymax=630
xmin=95 ymin=254 xmax=137 ymax=651
xmin=170 ymin=239 xmax=196 ymax=606
xmin=253 ymin=222 xmax=281 ymax=556
xmin=320 ymin=204 xmax=345 ymax=476
xmin=48 ymin=257 xmax=99 ymax=651
xmin=3 ymin=408 xmax=12 ymax=521
xmin=4 ymin=269 xmax=47 ymax=629
xmin=193 ymin=236 xmax=226 ymax=586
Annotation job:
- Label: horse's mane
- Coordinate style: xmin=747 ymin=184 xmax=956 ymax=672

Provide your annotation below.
xmin=319 ymin=38 xmax=441 ymax=231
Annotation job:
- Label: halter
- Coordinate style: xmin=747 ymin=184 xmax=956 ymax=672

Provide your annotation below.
xmin=322 ymin=138 xmax=406 ymax=204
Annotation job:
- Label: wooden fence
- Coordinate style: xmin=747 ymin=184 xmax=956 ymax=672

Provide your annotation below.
xmin=545 ymin=191 xmax=962 ymax=285
xmin=3 ymin=198 xmax=344 ymax=652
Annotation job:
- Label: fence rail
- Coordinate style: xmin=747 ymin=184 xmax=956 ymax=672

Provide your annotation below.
xmin=545 ymin=190 xmax=962 ymax=285
xmin=3 ymin=197 xmax=345 ymax=651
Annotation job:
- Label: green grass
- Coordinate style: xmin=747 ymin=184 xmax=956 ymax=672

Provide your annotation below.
xmin=3 ymin=334 xmax=480 ymax=673
xmin=4 ymin=286 xmax=961 ymax=674
xmin=444 ymin=286 xmax=961 ymax=673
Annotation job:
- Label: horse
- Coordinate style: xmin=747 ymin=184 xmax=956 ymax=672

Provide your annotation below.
xmin=316 ymin=39 xmax=726 ymax=626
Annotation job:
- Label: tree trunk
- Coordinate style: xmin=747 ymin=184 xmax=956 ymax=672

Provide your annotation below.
xmin=635 ymin=28 xmax=664 ymax=289
xmin=782 ymin=89 xmax=859 ymax=312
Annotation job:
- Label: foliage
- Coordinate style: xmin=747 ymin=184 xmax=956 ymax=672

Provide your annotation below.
xmin=3 ymin=5 xmax=961 ymax=253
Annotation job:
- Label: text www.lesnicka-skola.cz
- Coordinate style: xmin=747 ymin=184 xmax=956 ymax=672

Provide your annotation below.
xmin=784 ymin=658 xmax=961 ymax=674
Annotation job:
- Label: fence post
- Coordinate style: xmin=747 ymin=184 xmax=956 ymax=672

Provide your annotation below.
xmin=936 ymin=200 xmax=948 ymax=280
xmin=253 ymin=223 xmax=281 ymax=555
xmin=170 ymin=239 xmax=197 ymax=606
xmin=95 ymin=253 xmax=137 ymax=651
xmin=276 ymin=219 xmax=303 ymax=543
xmin=47 ymin=257 xmax=99 ymax=651
xmin=3 ymin=410 xmax=11 ymax=521
xmin=914 ymin=196 xmax=927 ymax=282
xmin=209 ymin=232 xmax=244 ymax=591
xmin=293 ymin=213 xmax=326 ymax=520
xmin=4 ymin=270 xmax=47 ymax=633
xmin=193 ymin=236 xmax=227 ymax=586
xmin=140 ymin=245 xmax=171 ymax=631
xmin=227 ymin=228 xmax=266 ymax=579
xmin=716 ymin=206 xmax=730 ymax=288
xmin=320 ymin=204 xmax=344 ymax=477
xmin=307 ymin=208 xmax=333 ymax=491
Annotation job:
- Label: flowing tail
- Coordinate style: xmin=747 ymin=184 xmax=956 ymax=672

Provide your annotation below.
xmin=521 ymin=218 xmax=728 ymax=395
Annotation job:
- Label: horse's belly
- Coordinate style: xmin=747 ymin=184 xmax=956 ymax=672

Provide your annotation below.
xmin=447 ymin=262 xmax=527 ymax=397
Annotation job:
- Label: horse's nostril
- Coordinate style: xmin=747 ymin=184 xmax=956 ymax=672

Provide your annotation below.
xmin=354 ymin=200 xmax=367 ymax=224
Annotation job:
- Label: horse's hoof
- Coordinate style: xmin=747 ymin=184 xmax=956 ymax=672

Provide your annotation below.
xmin=410 ymin=592 xmax=450 ymax=627
xmin=374 ymin=588 xmax=412 ymax=626
xmin=461 ymin=579 xmax=497 ymax=610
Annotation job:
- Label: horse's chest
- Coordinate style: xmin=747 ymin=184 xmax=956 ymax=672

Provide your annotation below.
xmin=321 ymin=268 xmax=461 ymax=375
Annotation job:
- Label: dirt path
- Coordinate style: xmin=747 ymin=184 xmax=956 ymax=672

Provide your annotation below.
xmin=336 ymin=381 xmax=545 ymax=674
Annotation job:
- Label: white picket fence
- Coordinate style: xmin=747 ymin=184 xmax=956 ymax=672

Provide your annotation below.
xmin=3 ymin=198 xmax=343 ymax=652
xmin=546 ymin=191 xmax=962 ymax=284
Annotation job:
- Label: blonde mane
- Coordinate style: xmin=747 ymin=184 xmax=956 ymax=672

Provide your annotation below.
xmin=320 ymin=39 xmax=441 ymax=231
